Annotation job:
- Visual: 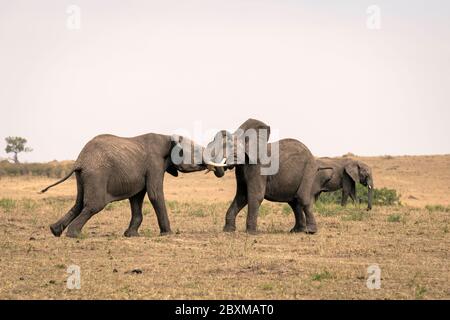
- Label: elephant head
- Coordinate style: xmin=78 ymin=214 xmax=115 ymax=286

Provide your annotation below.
xmin=166 ymin=135 xmax=225 ymax=178
xmin=344 ymin=161 xmax=374 ymax=210
xmin=204 ymin=119 xmax=272 ymax=173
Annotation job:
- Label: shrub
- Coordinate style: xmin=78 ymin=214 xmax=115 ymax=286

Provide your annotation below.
xmin=0 ymin=160 xmax=74 ymax=178
xmin=316 ymin=184 xmax=401 ymax=206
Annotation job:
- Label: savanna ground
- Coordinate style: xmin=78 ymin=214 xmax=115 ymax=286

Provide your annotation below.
xmin=0 ymin=155 xmax=449 ymax=299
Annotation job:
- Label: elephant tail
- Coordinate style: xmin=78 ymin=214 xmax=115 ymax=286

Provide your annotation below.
xmin=39 ymin=169 xmax=77 ymax=193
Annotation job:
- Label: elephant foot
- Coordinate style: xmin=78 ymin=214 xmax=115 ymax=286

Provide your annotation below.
xmin=66 ymin=229 xmax=81 ymax=238
xmin=223 ymin=224 xmax=236 ymax=232
xmin=245 ymin=229 xmax=259 ymax=235
xmin=50 ymin=223 xmax=63 ymax=237
xmin=305 ymin=225 xmax=318 ymax=234
xmin=160 ymin=230 xmax=173 ymax=236
xmin=124 ymin=229 xmax=140 ymax=237
xmin=290 ymin=226 xmax=306 ymax=233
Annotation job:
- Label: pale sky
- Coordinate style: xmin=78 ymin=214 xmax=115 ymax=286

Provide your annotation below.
xmin=0 ymin=0 xmax=449 ymax=162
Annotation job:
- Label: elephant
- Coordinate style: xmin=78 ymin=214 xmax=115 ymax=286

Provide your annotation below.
xmin=41 ymin=133 xmax=224 ymax=238
xmin=204 ymin=118 xmax=322 ymax=234
xmin=312 ymin=157 xmax=374 ymax=210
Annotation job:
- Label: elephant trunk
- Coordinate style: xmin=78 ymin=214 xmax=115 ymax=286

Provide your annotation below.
xmin=213 ymin=167 xmax=225 ymax=178
xmin=367 ymin=178 xmax=373 ymax=210
xmin=203 ymin=154 xmax=226 ymax=178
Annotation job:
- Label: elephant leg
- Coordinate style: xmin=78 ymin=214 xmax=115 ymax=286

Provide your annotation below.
xmin=302 ymin=203 xmax=318 ymax=234
xmin=50 ymin=203 xmax=83 ymax=237
xmin=245 ymin=167 xmax=266 ymax=234
xmin=223 ymin=191 xmax=247 ymax=232
xmin=341 ymin=189 xmax=349 ymax=207
xmin=124 ymin=189 xmax=146 ymax=237
xmin=246 ymin=195 xmax=263 ymax=234
xmin=66 ymin=204 xmax=105 ymax=238
xmin=349 ymin=186 xmax=358 ymax=204
xmin=288 ymin=199 xmax=306 ymax=233
xmin=147 ymin=175 xmax=172 ymax=235
xmin=295 ymin=161 xmax=318 ymax=234
xmin=50 ymin=172 xmax=84 ymax=237
xmin=66 ymin=174 xmax=107 ymax=238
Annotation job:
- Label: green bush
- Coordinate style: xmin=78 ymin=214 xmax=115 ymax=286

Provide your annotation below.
xmin=316 ymin=184 xmax=401 ymax=206
xmin=0 ymin=160 xmax=74 ymax=178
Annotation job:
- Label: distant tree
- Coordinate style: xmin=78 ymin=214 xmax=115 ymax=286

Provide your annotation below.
xmin=5 ymin=136 xmax=33 ymax=164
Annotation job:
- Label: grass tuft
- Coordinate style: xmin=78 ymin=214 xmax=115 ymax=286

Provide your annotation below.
xmin=387 ymin=213 xmax=402 ymax=223
xmin=311 ymin=270 xmax=334 ymax=281
xmin=425 ymin=204 xmax=450 ymax=213
xmin=415 ymin=285 xmax=427 ymax=300
xmin=281 ymin=204 xmax=291 ymax=216
xmin=341 ymin=209 xmax=369 ymax=221
xmin=0 ymin=198 xmax=17 ymax=212
xmin=261 ymin=283 xmax=274 ymax=291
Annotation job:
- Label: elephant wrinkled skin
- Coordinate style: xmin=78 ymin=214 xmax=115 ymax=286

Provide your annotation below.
xmin=205 ymin=119 xmax=320 ymax=234
xmin=41 ymin=133 xmax=224 ymax=238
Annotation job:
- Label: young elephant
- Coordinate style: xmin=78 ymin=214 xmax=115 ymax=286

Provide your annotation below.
xmin=205 ymin=119 xmax=320 ymax=234
xmin=41 ymin=133 xmax=224 ymax=238
xmin=312 ymin=158 xmax=374 ymax=210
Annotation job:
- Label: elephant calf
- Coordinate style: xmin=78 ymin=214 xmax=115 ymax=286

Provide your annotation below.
xmin=41 ymin=133 xmax=224 ymax=238
xmin=312 ymin=157 xmax=374 ymax=210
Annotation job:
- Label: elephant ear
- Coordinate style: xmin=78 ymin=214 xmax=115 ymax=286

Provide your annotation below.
xmin=165 ymin=135 xmax=183 ymax=177
xmin=344 ymin=162 xmax=360 ymax=184
xmin=165 ymin=164 xmax=178 ymax=177
xmin=234 ymin=118 xmax=271 ymax=164
xmin=318 ymin=167 xmax=334 ymax=187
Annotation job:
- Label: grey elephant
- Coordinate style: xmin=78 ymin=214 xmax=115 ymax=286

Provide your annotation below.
xmin=204 ymin=119 xmax=322 ymax=234
xmin=41 ymin=133 xmax=224 ymax=238
xmin=312 ymin=157 xmax=374 ymax=210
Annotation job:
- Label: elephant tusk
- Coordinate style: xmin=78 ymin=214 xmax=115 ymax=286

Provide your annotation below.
xmin=368 ymin=185 xmax=372 ymax=189
xmin=205 ymin=165 xmax=217 ymax=174
xmin=205 ymin=158 xmax=228 ymax=167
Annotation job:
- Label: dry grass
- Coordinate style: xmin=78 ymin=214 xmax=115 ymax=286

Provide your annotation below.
xmin=355 ymin=154 xmax=450 ymax=207
xmin=0 ymin=155 xmax=449 ymax=299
